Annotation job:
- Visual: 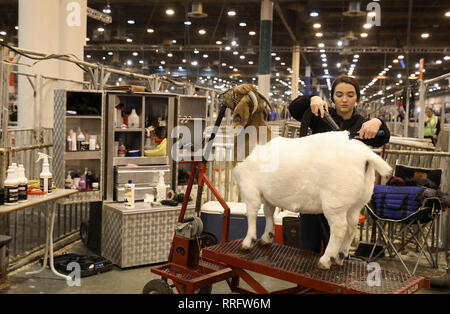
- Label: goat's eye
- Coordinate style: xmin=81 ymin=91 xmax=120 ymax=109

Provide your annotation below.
xmin=233 ymin=115 xmax=241 ymax=123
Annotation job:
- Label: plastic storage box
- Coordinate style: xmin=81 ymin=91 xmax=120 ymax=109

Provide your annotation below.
xmin=200 ymin=201 xmax=266 ymax=243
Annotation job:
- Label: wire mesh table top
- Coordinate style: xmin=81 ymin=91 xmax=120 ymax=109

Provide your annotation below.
xmin=202 ymin=239 xmax=429 ymax=294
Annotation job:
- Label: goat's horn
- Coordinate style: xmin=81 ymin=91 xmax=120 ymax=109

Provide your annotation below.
xmin=248 ymin=91 xmax=258 ymax=115
xmin=257 ymin=91 xmax=274 ymax=112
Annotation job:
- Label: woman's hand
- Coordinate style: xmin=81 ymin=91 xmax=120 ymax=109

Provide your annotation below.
xmin=358 ymin=118 xmax=382 ymax=139
xmin=310 ymin=96 xmax=329 ymax=118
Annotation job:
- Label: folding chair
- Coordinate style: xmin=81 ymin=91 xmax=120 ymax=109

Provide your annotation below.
xmin=365 ymin=164 xmax=443 ymax=275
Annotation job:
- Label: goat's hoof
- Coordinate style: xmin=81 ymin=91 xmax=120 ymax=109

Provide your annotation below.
xmin=330 ymin=257 xmax=336 ymax=265
xmin=240 ymin=238 xmax=256 ymax=251
xmin=239 ymin=245 xmax=251 ymax=252
xmin=260 ymin=232 xmax=275 ymax=246
xmin=338 ymin=252 xmax=345 ymax=260
xmin=317 ymin=258 xmax=331 ymax=270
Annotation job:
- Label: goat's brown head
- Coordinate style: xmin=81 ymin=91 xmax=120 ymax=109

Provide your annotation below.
xmin=220 ymin=84 xmax=273 ymax=128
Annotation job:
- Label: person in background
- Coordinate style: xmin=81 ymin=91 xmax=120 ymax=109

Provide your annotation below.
xmin=288 ymin=75 xmax=390 ymax=255
xmin=424 ymin=106 xmax=440 ymax=146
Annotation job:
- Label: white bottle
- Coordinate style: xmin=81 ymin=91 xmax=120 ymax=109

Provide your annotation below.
xmin=17 ymin=164 xmax=28 ymax=203
xmin=36 ymin=152 xmax=53 ymax=194
xmin=71 ymin=129 xmax=77 ymax=151
xmin=89 ymin=135 xmax=97 ymax=151
xmin=128 ymin=108 xmax=140 ymax=128
xmin=4 ymin=166 xmax=19 ymax=205
xmin=156 ymin=171 xmax=167 ymax=202
xmin=65 ymin=172 xmax=73 ymax=189
xmin=76 ymin=127 xmax=85 ymax=151
xmin=124 ymin=180 xmax=135 ymax=208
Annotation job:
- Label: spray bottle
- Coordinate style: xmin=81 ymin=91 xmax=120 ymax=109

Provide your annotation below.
xmin=144 ymin=126 xmax=156 ymax=150
xmin=17 ymin=164 xmax=28 ymax=203
xmin=36 ymin=152 xmax=53 ymax=194
xmin=156 ymin=171 xmax=167 ymax=202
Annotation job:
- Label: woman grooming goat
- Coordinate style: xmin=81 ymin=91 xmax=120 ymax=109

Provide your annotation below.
xmin=288 ymin=75 xmax=391 ymax=255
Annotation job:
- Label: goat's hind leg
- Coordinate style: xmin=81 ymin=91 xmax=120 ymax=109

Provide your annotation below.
xmin=318 ymin=209 xmax=347 ymax=270
xmin=241 ymin=204 xmax=259 ymax=251
xmin=260 ymin=201 xmax=276 ymax=246
xmin=336 ymin=208 xmax=361 ymax=265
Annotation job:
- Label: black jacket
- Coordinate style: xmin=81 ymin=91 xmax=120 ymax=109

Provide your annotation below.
xmin=288 ymin=95 xmax=390 ymax=148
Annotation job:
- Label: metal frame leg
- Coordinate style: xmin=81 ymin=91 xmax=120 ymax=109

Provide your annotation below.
xmin=26 ymin=201 xmax=71 ymax=281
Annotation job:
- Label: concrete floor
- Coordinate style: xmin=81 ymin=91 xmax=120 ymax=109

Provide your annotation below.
xmin=1 ymin=240 xmax=449 ymax=294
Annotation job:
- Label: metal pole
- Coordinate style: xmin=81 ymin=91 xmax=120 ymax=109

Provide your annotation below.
xmin=257 ymin=0 xmax=273 ymax=99
xmin=418 ymin=79 xmax=426 ymax=139
xmin=291 ymin=44 xmax=300 ymax=100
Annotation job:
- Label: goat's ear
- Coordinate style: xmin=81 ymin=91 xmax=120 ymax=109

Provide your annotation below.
xmin=232 ymin=94 xmax=252 ymax=126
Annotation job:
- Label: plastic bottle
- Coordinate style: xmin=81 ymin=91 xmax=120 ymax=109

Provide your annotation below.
xmin=36 ymin=152 xmax=53 ymax=194
xmin=77 ymin=127 xmax=85 ymax=151
xmin=67 ymin=136 xmax=72 ymax=152
xmin=78 ymin=175 xmax=86 ymax=191
xmin=17 ymin=164 xmax=28 ymax=203
xmin=118 ymin=142 xmax=126 ymax=157
xmin=89 ymin=135 xmax=97 ymax=151
xmin=128 ymin=107 xmax=140 ymax=128
xmin=124 ymin=180 xmax=135 ymax=208
xmin=156 ymin=171 xmax=167 ymax=202
xmin=71 ymin=128 xmax=77 ymax=151
xmin=4 ymin=166 xmax=19 ymax=205
xmin=144 ymin=126 xmax=156 ymax=150
xmin=65 ymin=172 xmax=73 ymax=189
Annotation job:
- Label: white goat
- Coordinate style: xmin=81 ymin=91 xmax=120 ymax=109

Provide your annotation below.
xmin=232 ymin=131 xmax=392 ymax=269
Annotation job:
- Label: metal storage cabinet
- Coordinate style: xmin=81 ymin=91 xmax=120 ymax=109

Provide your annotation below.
xmin=53 ymin=90 xmax=105 ymax=204
xmin=101 ymin=202 xmax=195 ymax=268
xmin=105 ymin=92 xmax=176 ymax=201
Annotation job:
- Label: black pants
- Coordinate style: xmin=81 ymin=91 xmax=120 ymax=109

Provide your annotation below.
xmin=299 ymin=214 xmax=330 ymax=254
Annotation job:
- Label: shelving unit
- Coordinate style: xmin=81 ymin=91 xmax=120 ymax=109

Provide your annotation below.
xmin=173 ymin=95 xmax=209 ymax=191
xmin=105 ymin=92 xmax=176 ymax=202
xmin=53 ymin=90 xmax=105 ymax=204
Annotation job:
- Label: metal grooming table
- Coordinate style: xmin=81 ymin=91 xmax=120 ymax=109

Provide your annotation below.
xmin=202 ymin=239 xmax=430 ymax=294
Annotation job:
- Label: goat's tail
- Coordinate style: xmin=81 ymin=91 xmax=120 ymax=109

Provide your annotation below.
xmin=366 ymin=152 xmax=393 ymax=177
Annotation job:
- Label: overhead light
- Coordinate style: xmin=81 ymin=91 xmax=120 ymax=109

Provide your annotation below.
xmin=393 ymin=59 xmax=399 ymax=63
xmin=275 ymin=56 xmax=281 ymax=61
xmin=160 ymin=61 xmax=166 ymax=65
xmin=216 ymin=40 xmax=222 ymax=45
xmin=368 ymin=11 xmax=376 ymax=17
xmin=194 ymin=49 xmax=199 ymax=54
xmin=354 ymin=54 xmax=360 ymax=58
xmin=313 ymin=23 xmax=321 ymax=29
xmin=445 ymin=11 xmax=450 ymax=17
xmin=127 ymin=20 xmax=135 ymax=24
xmin=86 ymin=54 xmax=91 ymax=59
xmin=108 ymin=52 xmax=113 ymax=56
xmin=421 ymin=33 xmax=430 ymax=38
xmin=315 ymin=32 xmax=323 ymax=37
xmin=310 ymin=11 xmax=319 ymax=17
xmin=167 ymin=53 xmax=173 ymax=57
xmin=336 ymin=63 xmax=341 ymax=68
xmin=363 ymin=23 xmax=372 ymax=29
xmin=318 ymin=43 xmax=325 ymax=48
xmin=172 ymin=39 xmax=177 ymax=43
xmin=320 ymin=54 xmax=326 ymax=58
xmin=436 ymin=60 xmax=442 ymax=64
xmin=139 ymin=60 xmax=144 ymax=64
xmin=249 ymin=31 xmax=256 ymax=36
xmin=271 ymin=52 xmax=276 ymax=56
xmin=147 ymin=28 xmax=154 ymax=33
xmin=198 ymin=29 xmax=206 ymax=35
xmin=227 ymin=10 xmax=236 ymax=16
xmin=233 ymin=51 xmax=239 ymax=55
xmin=191 ymin=61 xmax=198 ymax=66
xmin=127 ymin=60 xmax=132 ymax=66
xmin=103 ymin=4 xmax=111 ymax=14
xmin=240 ymin=55 xmax=245 ymax=60
xmin=239 ymin=22 xmax=247 ymax=27
xmin=224 ymin=46 xmax=231 ymax=51
xmin=337 ymin=40 xmax=343 ymax=47
xmin=85 ymin=37 xmax=90 ymax=42
xmin=166 ymin=9 xmax=175 ymax=15
xmin=398 ymin=55 xmax=404 ymax=59
xmin=248 ymin=61 xmax=254 ymax=65
xmin=203 ymin=54 xmax=208 ymax=58
xmin=444 ymin=56 xmax=450 ymax=61
xmin=231 ymin=40 xmax=237 ymax=46
xmin=360 ymin=32 xmax=368 ymax=37
xmin=126 ymin=38 xmax=133 ymax=43
xmin=97 ymin=27 xmax=105 ymax=32
xmin=184 ymin=21 xmax=192 ymax=26
xmin=133 ymin=52 xmax=138 ymax=56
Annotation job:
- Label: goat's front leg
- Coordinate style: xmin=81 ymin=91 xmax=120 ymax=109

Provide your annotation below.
xmin=241 ymin=208 xmax=258 ymax=251
xmin=318 ymin=211 xmax=347 ymax=269
xmin=260 ymin=202 xmax=276 ymax=246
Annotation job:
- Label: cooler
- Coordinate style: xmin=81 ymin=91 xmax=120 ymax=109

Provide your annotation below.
xmin=200 ymin=201 xmax=266 ymax=243
xmin=275 ymin=209 xmax=300 ymax=245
